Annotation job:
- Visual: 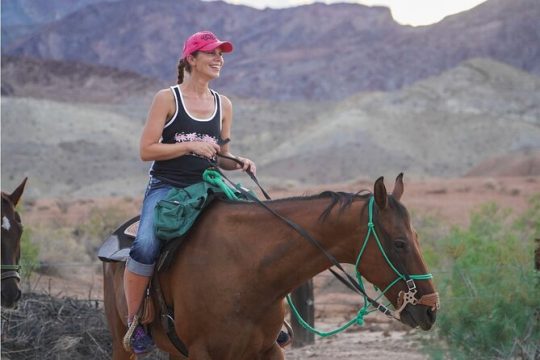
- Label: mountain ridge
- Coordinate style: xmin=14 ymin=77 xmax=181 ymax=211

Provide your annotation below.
xmin=3 ymin=0 xmax=539 ymax=100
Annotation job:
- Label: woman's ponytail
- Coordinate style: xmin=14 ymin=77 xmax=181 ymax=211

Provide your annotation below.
xmin=177 ymin=59 xmax=186 ymax=84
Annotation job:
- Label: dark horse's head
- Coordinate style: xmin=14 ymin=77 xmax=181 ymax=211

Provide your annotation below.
xmin=355 ymin=174 xmax=439 ymax=330
xmin=1 ymin=178 xmax=27 ymax=308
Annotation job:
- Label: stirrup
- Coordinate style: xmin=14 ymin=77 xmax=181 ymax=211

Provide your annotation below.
xmin=123 ymin=314 xmax=140 ymax=352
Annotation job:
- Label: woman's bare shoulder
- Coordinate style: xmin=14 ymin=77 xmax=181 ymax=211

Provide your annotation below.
xmin=219 ymin=93 xmax=232 ymax=110
xmin=155 ymin=88 xmax=175 ymax=100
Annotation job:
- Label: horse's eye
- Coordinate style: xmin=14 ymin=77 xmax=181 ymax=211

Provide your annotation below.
xmin=394 ymin=238 xmax=408 ymax=251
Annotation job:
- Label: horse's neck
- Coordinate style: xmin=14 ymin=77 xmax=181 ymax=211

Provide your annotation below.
xmin=256 ymin=197 xmax=368 ymax=295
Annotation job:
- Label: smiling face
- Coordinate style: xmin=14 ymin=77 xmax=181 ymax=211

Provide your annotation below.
xmin=189 ymin=48 xmax=225 ymax=80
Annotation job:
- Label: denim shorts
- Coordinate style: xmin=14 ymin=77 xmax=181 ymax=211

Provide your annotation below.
xmin=127 ymin=177 xmax=174 ymax=276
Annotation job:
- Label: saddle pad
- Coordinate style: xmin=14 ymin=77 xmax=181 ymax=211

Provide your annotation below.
xmin=97 ymin=233 xmax=130 ymax=262
xmin=97 ymin=215 xmax=139 ymax=262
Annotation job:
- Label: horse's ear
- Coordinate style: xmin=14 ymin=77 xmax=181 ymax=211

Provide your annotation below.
xmin=374 ymin=176 xmax=387 ymax=210
xmin=392 ymin=173 xmax=404 ymax=201
xmin=9 ymin=177 xmax=27 ymax=206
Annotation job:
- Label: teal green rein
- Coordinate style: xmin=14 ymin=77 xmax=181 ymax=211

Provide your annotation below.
xmin=287 ymin=196 xmax=433 ymax=337
xmin=0 ymin=265 xmax=20 ymax=270
xmin=203 ymin=169 xmax=240 ymax=200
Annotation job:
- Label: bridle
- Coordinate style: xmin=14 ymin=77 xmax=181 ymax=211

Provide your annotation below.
xmin=349 ymin=196 xmax=440 ymax=320
xmin=1 ymin=264 xmax=21 ymax=282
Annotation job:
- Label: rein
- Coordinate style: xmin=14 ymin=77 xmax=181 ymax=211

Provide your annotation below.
xmin=211 ymin=154 xmax=439 ymax=334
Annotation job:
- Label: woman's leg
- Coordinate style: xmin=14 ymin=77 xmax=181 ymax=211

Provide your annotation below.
xmin=123 ymin=178 xmax=172 ymax=353
xmin=124 ymin=178 xmax=172 ymax=320
xmin=124 ymin=270 xmax=151 ymax=321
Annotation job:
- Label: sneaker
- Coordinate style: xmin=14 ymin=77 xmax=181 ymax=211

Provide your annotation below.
xmin=276 ymin=330 xmax=291 ymax=348
xmin=130 ymin=324 xmax=154 ymax=354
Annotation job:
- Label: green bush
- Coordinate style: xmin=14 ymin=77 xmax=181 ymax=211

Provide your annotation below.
xmin=424 ymin=196 xmax=540 ymax=359
xmin=20 ymin=227 xmax=40 ymax=278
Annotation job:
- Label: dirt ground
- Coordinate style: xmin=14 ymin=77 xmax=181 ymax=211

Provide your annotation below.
xmin=20 ymin=175 xmax=539 ymax=359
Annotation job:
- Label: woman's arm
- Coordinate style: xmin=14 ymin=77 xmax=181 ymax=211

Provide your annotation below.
xmin=217 ymin=95 xmax=257 ymax=174
xmin=140 ymin=89 xmax=219 ymax=161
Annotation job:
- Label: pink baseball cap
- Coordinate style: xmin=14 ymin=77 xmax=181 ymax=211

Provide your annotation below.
xmin=182 ymin=31 xmax=234 ymax=59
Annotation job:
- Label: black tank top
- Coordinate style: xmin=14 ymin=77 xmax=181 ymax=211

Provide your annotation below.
xmin=150 ymin=85 xmax=222 ymax=187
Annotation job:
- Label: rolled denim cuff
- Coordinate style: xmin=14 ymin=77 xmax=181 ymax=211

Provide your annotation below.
xmin=126 ymin=256 xmax=155 ymax=277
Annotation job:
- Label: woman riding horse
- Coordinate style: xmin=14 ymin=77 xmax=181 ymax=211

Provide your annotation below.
xmin=122 ymin=30 xmax=257 ymax=354
xmin=103 ymin=174 xmax=439 ymax=359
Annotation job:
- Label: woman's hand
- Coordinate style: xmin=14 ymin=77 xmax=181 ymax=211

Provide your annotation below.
xmin=236 ymin=156 xmax=256 ymax=175
xmin=190 ymin=142 xmax=221 ymax=159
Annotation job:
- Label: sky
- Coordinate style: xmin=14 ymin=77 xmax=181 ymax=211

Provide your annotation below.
xmin=217 ymin=0 xmax=488 ymax=26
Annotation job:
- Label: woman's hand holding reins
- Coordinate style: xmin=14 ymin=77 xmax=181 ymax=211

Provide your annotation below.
xmin=236 ymin=156 xmax=256 ymax=175
xmin=190 ymin=142 xmax=221 ymax=159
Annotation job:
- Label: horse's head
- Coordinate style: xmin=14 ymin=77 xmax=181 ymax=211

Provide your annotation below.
xmin=356 ymin=174 xmax=438 ymax=330
xmin=1 ymin=177 xmax=27 ymax=308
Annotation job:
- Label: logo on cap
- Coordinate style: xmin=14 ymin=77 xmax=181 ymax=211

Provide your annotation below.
xmin=200 ymin=33 xmax=216 ymax=41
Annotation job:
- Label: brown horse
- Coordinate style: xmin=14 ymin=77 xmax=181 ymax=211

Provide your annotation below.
xmin=103 ymin=174 xmax=438 ymax=359
xmin=1 ymin=178 xmax=28 ymax=308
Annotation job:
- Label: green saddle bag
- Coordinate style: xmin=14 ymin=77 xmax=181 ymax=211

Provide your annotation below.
xmin=153 ymin=182 xmax=218 ymax=241
xmin=153 ymin=169 xmax=256 ymax=242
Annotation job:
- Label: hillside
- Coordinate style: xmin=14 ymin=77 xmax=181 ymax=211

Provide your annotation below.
xmin=2 ymin=57 xmax=538 ymax=198
xmin=259 ymin=58 xmax=540 ymax=183
xmin=2 ymin=0 xmax=539 ymax=100
xmin=1 ymin=55 xmax=164 ymax=104
xmin=1 ymin=97 xmax=149 ymax=198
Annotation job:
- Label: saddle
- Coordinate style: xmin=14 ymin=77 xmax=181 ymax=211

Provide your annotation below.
xmin=97 ymin=213 xmax=205 ymax=272
xmin=98 ymin=178 xmax=235 ymax=270
xmin=97 ymin=216 xmax=139 ymax=263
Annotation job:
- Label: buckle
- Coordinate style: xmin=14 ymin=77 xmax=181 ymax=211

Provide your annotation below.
xmin=406 ymin=279 xmax=416 ymax=291
xmin=377 ymin=303 xmax=393 ymax=317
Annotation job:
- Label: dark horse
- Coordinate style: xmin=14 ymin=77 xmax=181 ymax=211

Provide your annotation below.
xmin=103 ymin=175 xmax=438 ymax=359
xmin=1 ymin=178 xmax=27 ymax=308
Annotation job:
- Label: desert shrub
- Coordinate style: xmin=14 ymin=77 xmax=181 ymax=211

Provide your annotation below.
xmin=29 ymin=225 xmax=92 ymax=276
xmin=73 ymin=204 xmax=132 ymax=258
xmin=412 ymin=212 xmax=449 ymax=269
xmin=424 ymin=197 xmax=540 ymax=359
xmin=0 ymin=292 xmax=171 ymax=359
xmin=20 ymin=227 xmax=40 ymax=278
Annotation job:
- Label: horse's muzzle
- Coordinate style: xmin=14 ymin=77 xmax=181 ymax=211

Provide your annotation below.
xmin=400 ymin=303 xmax=437 ymax=330
xmin=1 ymin=280 xmax=22 ymax=309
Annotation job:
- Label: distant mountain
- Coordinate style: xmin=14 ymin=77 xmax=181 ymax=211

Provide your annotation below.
xmin=2 ymin=57 xmax=538 ymax=198
xmin=1 ymin=55 xmax=164 ymax=103
xmin=3 ymin=0 xmax=539 ymax=100
xmin=1 ymin=0 xmax=120 ymax=47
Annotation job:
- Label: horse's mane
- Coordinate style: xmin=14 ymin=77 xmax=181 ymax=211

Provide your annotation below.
xmin=318 ymin=190 xmax=372 ymax=221
xmin=264 ymin=190 xmax=372 ymax=222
